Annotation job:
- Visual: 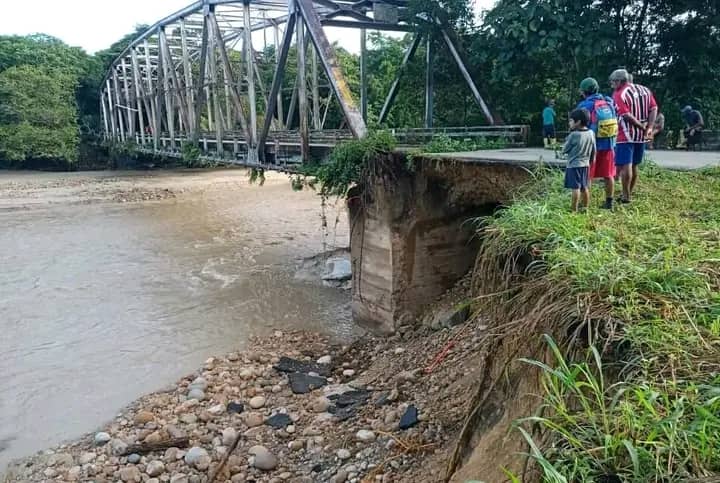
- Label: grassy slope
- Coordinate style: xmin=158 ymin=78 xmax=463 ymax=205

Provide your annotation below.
xmin=482 ymin=164 xmax=720 ymax=481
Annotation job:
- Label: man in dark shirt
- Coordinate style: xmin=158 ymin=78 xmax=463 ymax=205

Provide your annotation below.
xmin=682 ymin=105 xmax=705 ymax=151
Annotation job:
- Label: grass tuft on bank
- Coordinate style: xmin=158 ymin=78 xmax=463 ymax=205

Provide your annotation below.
xmin=478 ymin=163 xmax=720 ymax=481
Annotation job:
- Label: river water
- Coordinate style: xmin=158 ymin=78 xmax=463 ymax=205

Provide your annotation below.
xmin=0 ymin=169 xmax=353 ymax=472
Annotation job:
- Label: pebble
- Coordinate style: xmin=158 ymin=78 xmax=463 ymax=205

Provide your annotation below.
xmin=208 ymin=403 xmax=226 ymax=415
xmin=120 ymin=465 xmax=142 ymax=482
xmin=312 ymin=396 xmax=332 ymax=413
xmin=289 ymin=440 xmax=304 ymax=451
xmin=187 ymin=388 xmax=206 ymax=401
xmin=127 ymin=453 xmax=141 ymax=464
xmin=317 ymin=355 xmax=332 ymax=365
xmin=110 ymin=438 xmax=129 ymax=456
xmin=249 ymin=445 xmax=278 ymax=471
xmin=184 ymin=446 xmax=209 ymax=466
xmin=67 ymin=466 xmax=82 ymax=481
xmin=94 ymin=432 xmax=111 ymax=445
xmin=170 ymin=474 xmax=189 ymax=483
xmin=79 ymin=452 xmax=96 ymax=464
xmin=146 ymin=460 xmax=165 ymax=477
xmin=227 ymin=401 xmax=244 ymax=414
xmin=43 ymin=468 xmax=58 ymax=478
xmin=356 ymin=430 xmax=376 ymax=442
xmin=342 ymin=369 xmax=356 ymax=377
xmin=243 ymin=412 xmax=264 ymax=427
xmin=249 ymin=395 xmax=267 ymax=409
xmin=133 ymin=410 xmax=154 ymax=425
xmin=191 ymin=377 xmax=208 ymax=390
xmin=222 ymin=427 xmax=238 ymax=446
xmin=337 ymin=448 xmax=351 ymax=460
xmin=333 ymin=470 xmax=349 ymax=483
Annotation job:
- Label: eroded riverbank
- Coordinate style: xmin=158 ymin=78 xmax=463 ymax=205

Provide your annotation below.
xmin=0 ymin=169 xmax=354 ymax=474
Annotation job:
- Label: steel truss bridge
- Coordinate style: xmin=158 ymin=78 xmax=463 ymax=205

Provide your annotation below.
xmin=101 ymin=0 xmax=523 ymax=166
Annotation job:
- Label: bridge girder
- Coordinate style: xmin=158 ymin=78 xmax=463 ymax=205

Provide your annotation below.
xmin=101 ymin=0 xmax=496 ymax=165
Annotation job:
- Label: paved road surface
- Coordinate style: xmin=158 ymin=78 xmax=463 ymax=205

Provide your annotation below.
xmin=432 ymin=148 xmax=720 ymax=171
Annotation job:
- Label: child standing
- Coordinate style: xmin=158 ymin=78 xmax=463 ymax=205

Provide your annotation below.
xmin=563 ymin=109 xmax=596 ymax=212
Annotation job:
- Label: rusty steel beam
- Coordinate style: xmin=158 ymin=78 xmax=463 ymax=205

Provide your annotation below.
xmin=295 ymin=0 xmax=367 ymax=139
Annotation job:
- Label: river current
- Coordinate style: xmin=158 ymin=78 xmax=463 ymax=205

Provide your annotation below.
xmin=0 ymin=169 xmax=353 ymax=472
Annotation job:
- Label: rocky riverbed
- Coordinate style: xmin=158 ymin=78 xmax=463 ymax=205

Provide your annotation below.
xmin=5 ymin=311 xmax=487 ymax=483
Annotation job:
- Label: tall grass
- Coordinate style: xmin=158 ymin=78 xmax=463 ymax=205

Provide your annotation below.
xmin=477 ymin=164 xmax=720 ymax=481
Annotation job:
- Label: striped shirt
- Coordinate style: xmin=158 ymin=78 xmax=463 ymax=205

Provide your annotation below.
xmin=613 ymin=83 xmax=657 ymax=143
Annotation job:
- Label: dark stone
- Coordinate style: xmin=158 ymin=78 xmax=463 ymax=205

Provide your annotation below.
xmin=227 ymin=402 xmax=244 ymax=414
xmin=288 ymin=372 xmax=327 ymax=394
xmin=374 ymin=393 xmax=389 ymax=407
xmin=274 ymin=356 xmax=332 ymax=377
xmin=311 ymin=464 xmax=322 ymax=473
xmin=265 ymin=413 xmax=293 ymax=429
xmin=399 ymin=405 xmax=419 ymax=430
xmin=328 ymin=390 xmax=370 ymax=408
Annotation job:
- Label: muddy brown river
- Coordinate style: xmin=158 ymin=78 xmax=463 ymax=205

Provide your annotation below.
xmin=0 ymin=169 xmax=353 ymax=472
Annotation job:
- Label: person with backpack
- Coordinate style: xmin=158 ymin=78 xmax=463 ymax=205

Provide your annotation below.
xmin=576 ymin=77 xmax=618 ymax=209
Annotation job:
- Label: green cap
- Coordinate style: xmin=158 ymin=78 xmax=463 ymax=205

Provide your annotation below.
xmin=580 ymin=77 xmax=599 ymax=94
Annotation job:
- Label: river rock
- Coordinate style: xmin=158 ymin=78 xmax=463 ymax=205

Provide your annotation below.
xmin=67 ymin=466 xmax=82 ymax=481
xmin=249 ymin=395 xmax=266 ymax=409
xmin=243 ymin=412 xmax=264 ymax=427
xmin=134 ymin=410 xmax=155 ymax=425
xmin=110 ymin=438 xmax=129 ymax=456
xmin=265 ymin=413 xmax=292 ymax=429
xmin=316 ymin=355 xmax=332 ymax=365
xmin=166 ymin=424 xmax=187 ymax=439
xmin=333 ymin=470 xmax=349 ymax=483
xmin=79 ymin=452 xmax=96 ymax=464
xmin=399 ymin=405 xmax=419 ymax=430
xmin=356 ymin=430 xmax=376 ymax=442
xmin=170 ymin=474 xmax=189 ymax=483
xmin=208 ymin=403 xmax=226 ymax=416
xmin=146 ymin=460 xmax=165 ymax=477
xmin=312 ymin=396 xmax=332 ymax=413
xmin=184 ymin=446 xmax=209 ymax=466
xmin=187 ymin=388 xmax=206 ymax=401
xmin=227 ymin=401 xmax=244 ymax=414
xmin=289 ymin=440 xmax=304 ymax=451
xmin=222 ymin=427 xmax=238 ymax=446
xmin=274 ymin=356 xmax=332 ymax=377
xmin=190 ymin=377 xmax=208 ymax=390
xmin=337 ymin=448 xmax=351 ymax=460
xmin=249 ymin=445 xmax=278 ymax=471
xmin=127 ymin=453 xmax=141 ymax=464
xmin=120 ymin=465 xmax=142 ymax=482
xmin=288 ymin=372 xmax=327 ymax=394
xmin=43 ymin=468 xmax=58 ymax=478
xmin=94 ymin=432 xmax=111 ymax=445
xmin=144 ymin=431 xmax=163 ymax=444
xmin=342 ymin=369 xmax=356 ymax=377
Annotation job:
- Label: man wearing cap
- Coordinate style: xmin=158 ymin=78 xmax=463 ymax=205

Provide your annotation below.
xmin=577 ymin=77 xmax=617 ymax=209
xmin=681 ymin=105 xmax=704 ymax=151
xmin=610 ymin=69 xmax=657 ymax=203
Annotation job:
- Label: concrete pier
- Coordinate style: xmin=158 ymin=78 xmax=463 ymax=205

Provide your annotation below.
xmin=349 ymin=154 xmax=532 ymax=334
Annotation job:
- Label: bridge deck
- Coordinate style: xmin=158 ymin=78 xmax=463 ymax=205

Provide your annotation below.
xmin=429 ymin=148 xmax=720 ymax=171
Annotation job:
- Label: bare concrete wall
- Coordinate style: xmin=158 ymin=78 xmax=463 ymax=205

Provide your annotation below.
xmin=350 ymin=154 xmax=531 ymax=334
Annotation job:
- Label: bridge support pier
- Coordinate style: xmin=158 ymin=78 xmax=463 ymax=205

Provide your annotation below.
xmin=349 ymin=154 xmax=531 ymax=334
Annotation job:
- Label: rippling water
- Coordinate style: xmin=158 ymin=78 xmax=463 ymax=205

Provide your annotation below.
xmin=0 ymin=170 xmax=352 ymax=471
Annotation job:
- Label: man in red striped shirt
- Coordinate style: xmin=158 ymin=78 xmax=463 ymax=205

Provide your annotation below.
xmin=610 ymin=69 xmax=658 ymax=203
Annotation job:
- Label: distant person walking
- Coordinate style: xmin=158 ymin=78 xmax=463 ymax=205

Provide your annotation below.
xmin=577 ymin=77 xmax=618 ymax=209
xmin=610 ymin=69 xmax=657 ymax=204
xmin=562 ymin=109 xmax=596 ymax=212
xmin=542 ymin=99 xmax=557 ymax=149
xmin=682 ymin=105 xmax=704 ymax=151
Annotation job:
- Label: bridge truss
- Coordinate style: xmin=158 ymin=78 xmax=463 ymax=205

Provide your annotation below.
xmin=101 ymin=0 xmax=497 ymax=165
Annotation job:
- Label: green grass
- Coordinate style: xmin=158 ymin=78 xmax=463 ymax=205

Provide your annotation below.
xmin=478 ymin=163 xmax=720 ymax=481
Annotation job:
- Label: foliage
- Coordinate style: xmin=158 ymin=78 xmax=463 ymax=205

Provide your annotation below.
xmin=418 ymin=134 xmax=507 ymax=153
xmin=181 ymin=142 xmax=202 ymax=167
xmin=477 ymin=165 xmax=720 ymax=480
xmin=0 ymin=65 xmax=79 ymax=164
xmin=310 ymin=130 xmax=397 ymax=198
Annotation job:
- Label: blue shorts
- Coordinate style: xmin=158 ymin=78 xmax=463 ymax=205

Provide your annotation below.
xmin=564 ymin=166 xmax=589 ymax=190
xmin=615 ymin=143 xmax=645 ymax=166
xmin=543 ymin=124 xmax=555 ymax=138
